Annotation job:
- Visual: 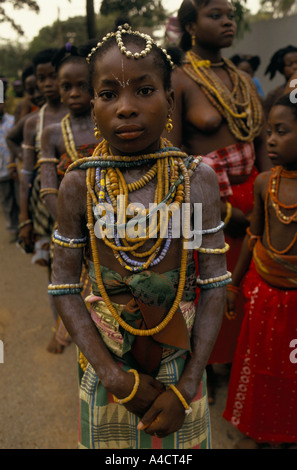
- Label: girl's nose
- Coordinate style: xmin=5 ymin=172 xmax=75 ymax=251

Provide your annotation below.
xmin=117 ymin=94 xmax=138 ymax=118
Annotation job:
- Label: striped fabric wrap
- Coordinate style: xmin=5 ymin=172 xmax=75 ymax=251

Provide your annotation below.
xmin=28 ymin=168 xmax=54 ymax=238
xmin=78 ymin=352 xmax=210 ymax=450
xmin=202 ymin=141 xmax=256 ymax=198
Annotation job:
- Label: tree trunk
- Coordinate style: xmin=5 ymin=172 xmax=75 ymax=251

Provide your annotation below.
xmin=86 ymin=0 xmax=96 ymax=39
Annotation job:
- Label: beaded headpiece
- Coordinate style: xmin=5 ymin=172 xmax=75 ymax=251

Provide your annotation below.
xmin=86 ymin=23 xmax=174 ymax=69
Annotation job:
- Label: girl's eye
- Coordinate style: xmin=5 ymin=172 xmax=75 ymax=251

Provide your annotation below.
xmin=138 ymin=87 xmax=154 ymax=96
xmin=61 ymin=83 xmax=71 ymax=91
xmin=80 ymin=83 xmax=89 ymax=92
xmin=210 ymin=14 xmax=221 ymax=19
xmin=98 ymin=91 xmax=115 ymax=100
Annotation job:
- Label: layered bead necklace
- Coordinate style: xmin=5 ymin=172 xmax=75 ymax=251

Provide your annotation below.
xmin=266 ymin=165 xmax=297 ymax=254
xmin=67 ymin=138 xmax=201 ymax=336
xmin=61 ymin=113 xmax=79 ymax=161
xmin=183 ymin=51 xmax=263 ymax=142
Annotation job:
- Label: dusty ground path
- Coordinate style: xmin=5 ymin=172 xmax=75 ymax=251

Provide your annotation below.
xmin=0 ymin=210 xmax=242 ymax=449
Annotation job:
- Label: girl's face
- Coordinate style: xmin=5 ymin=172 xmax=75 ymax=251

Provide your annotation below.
xmin=35 ymin=62 xmax=60 ymax=101
xmin=59 ymin=61 xmax=92 ymax=116
xmin=24 ymin=75 xmax=45 ymax=108
xmin=267 ymin=105 xmax=297 ymax=170
xmin=283 ymin=52 xmax=297 ymax=81
xmin=188 ymin=0 xmax=236 ymax=50
xmin=91 ymin=44 xmax=174 ymax=156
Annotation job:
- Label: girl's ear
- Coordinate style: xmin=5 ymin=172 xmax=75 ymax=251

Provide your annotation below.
xmin=90 ymin=99 xmax=96 ymax=124
xmin=167 ymin=89 xmax=175 ymax=115
xmin=185 ymin=22 xmax=197 ymax=38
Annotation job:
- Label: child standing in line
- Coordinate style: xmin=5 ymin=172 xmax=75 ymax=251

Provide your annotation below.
xmin=40 ymin=44 xmax=97 ymax=351
xmin=223 ymin=94 xmax=297 ymax=449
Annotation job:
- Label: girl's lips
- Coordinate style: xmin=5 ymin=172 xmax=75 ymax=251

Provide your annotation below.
xmin=116 ymin=126 xmax=144 ymax=140
xmin=268 ymin=152 xmax=280 ymax=161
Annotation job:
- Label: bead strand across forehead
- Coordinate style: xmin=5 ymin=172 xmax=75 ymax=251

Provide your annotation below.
xmin=86 ymin=23 xmax=174 ymax=69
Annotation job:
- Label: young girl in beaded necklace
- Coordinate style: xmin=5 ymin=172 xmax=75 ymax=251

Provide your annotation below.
xmin=40 ymin=44 xmax=98 ymax=353
xmin=49 ymin=24 xmax=228 ymax=450
xmin=223 ymin=94 xmax=297 ymax=449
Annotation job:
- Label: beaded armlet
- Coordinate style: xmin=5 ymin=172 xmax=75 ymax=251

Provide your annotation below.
xmin=196 ymin=271 xmax=232 ymax=289
xmin=194 ymin=221 xmax=229 ymax=254
xmin=48 ymin=283 xmax=83 ymax=296
xmin=52 ymin=230 xmax=87 ymax=248
xmin=196 ymin=242 xmax=230 ymax=255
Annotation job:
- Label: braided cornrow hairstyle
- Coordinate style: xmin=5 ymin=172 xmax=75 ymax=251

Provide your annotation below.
xmin=265 ymin=45 xmax=297 ymax=80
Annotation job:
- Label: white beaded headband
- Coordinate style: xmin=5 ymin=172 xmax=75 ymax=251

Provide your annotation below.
xmin=86 ymin=23 xmax=174 ymax=69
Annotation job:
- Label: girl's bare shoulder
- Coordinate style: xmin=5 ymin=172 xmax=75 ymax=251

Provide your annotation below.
xmin=254 ymin=169 xmax=272 ymax=192
xmin=190 ymin=160 xmax=221 ymax=203
xmin=59 ymin=169 xmax=87 ymax=207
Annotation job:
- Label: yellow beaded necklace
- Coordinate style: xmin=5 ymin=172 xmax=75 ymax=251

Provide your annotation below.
xmin=79 ymin=138 xmax=201 ymax=336
xmin=61 ymin=113 xmax=79 ymax=162
xmin=183 ymin=51 xmax=263 ymax=142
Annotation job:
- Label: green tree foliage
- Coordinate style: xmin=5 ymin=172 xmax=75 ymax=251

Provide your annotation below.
xmin=259 ymin=0 xmax=297 ymax=17
xmin=28 ymin=16 xmax=89 ymax=56
xmin=100 ymin=0 xmax=166 ymax=27
xmin=0 ymin=0 xmax=39 ymax=35
xmin=0 ymin=42 xmax=29 ymax=79
xmin=232 ymin=0 xmax=250 ymax=38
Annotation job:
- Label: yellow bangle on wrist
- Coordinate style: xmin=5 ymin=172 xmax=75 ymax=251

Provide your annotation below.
xmin=169 ymin=384 xmax=192 ymax=415
xmin=113 ymin=369 xmax=140 ymax=405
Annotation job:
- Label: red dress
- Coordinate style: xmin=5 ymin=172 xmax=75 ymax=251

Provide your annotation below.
xmin=223 ymin=261 xmax=297 ymax=444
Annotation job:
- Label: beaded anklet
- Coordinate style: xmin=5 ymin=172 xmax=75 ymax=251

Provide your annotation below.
xmin=169 ymin=384 xmax=192 ymax=416
xmin=48 ymin=283 xmax=83 ymax=296
xmin=112 ymin=369 xmax=140 ymax=405
xmin=52 ymin=230 xmax=87 ymax=248
xmin=196 ymin=271 xmax=232 ymax=289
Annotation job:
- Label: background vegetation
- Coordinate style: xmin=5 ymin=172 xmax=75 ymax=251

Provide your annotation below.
xmin=0 ymin=0 xmax=294 ymax=81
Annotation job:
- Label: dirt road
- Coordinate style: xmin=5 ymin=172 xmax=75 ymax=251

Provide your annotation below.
xmin=0 ymin=210 xmax=242 ymax=449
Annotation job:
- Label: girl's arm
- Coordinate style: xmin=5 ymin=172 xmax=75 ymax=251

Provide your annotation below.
xmin=40 ymin=124 xmax=61 ymax=222
xmin=226 ymin=173 xmax=266 ymax=312
xmin=19 ymin=115 xmax=37 ymax=249
xmin=52 ymin=171 xmax=164 ymax=416
xmin=138 ymin=163 xmax=227 ymax=436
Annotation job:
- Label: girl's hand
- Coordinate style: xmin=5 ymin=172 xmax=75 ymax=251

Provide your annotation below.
xmin=19 ymin=223 xmax=34 ymax=251
xmin=225 ymin=290 xmax=238 ymax=320
xmin=112 ymin=371 xmax=165 ymax=418
xmin=137 ymin=387 xmax=186 ymax=438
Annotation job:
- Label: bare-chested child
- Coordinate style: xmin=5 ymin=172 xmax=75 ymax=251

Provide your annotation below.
xmin=18 ymin=48 xmax=68 ymax=353
xmin=224 ymin=94 xmax=297 ymax=449
xmin=40 ymin=44 xmax=97 ymax=349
